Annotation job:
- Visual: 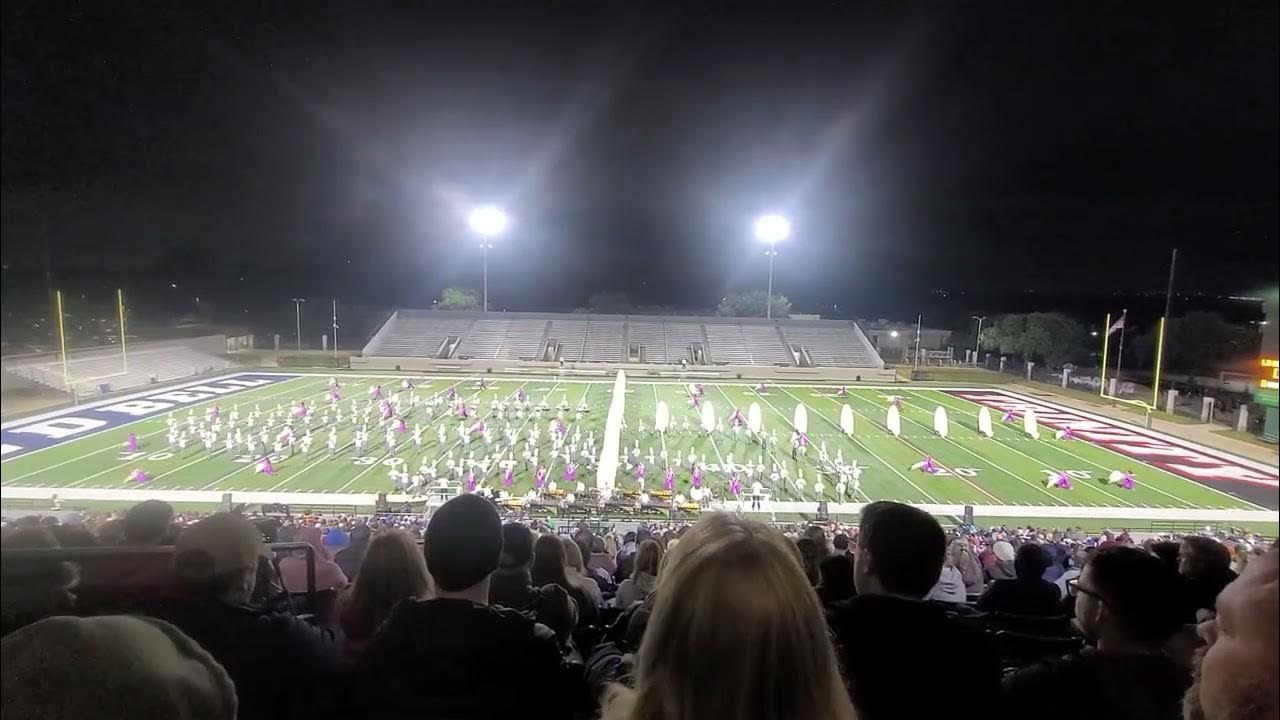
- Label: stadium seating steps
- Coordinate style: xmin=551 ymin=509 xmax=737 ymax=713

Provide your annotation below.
xmin=362 ymin=310 xmax=885 ymax=369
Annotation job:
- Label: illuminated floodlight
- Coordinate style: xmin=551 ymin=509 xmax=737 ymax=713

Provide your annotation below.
xmin=753 ymin=213 xmax=791 ymax=244
xmin=890 ymin=330 xmax=899 ymax=338
xmin=468 ymin=205 xmax=509 ymax=237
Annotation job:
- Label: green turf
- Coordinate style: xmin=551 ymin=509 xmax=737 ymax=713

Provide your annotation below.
xmin=0 ymin=374 xmax=1270 ymax=513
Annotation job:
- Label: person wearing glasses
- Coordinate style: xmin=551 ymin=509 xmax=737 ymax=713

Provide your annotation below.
xmin=1001 ymin=546 xmax=1188 ymax=719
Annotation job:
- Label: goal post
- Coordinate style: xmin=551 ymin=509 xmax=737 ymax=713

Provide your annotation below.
xmin=1098 ymin=311 xmax=1166 ymax=414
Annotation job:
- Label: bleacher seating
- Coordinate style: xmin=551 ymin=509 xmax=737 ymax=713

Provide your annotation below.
xmin=663 ymin=322 xmax=705 ymax=363
xmin=740 ymin=324 xmax=793 ymax=365
xmin=454 ymin=318 xmax=508 ymax=359
xmin=703 ymin=323 xmax=751 ymax=364
xmin=782 ymin=323 xmax=881 ymax=367
xmin=360 ymin=310 xmax=884 ymax=368
xmin=4 ymin=344 xmax=233 ymax=396
xmin=626 ymin=321 xmax=666 ymax=362
xmin=581 ymin=319 xmax=624 ymax=362
xmin=362 ymin=312 xmax=475 ymax=357
xmin=499 ymin=319 xmax=547 ymax=360
xmin=546 ymin=319 xmax=587 ymax=361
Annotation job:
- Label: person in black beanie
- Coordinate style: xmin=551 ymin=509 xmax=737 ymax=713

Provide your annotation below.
xmin=350 ymin=496 xmax=581 ymax=719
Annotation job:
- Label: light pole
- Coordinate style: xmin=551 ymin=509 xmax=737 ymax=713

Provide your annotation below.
xmin=468 ymin=205 xmax=509 ymax=312
xmin=753 ymin=213 xmax=791 ymax=319
xmin=971 ymin=315 xmax=985 ymax=365
xmin=291 ymin=298 xmax=306 ymax=351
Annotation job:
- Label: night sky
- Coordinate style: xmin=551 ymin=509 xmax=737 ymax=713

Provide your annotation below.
xmin=2 ymin=1 xmax=1277 ymax=318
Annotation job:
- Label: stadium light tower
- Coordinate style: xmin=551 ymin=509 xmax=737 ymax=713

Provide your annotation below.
xmin=291 ymin=298 xmax=307 ymax=351
xmin=753 ymin=213 xmax=791 ymax=319
xmin=468 ymin=205 xmax=509 ymax=312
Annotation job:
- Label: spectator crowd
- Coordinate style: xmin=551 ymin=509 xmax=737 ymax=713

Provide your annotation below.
xmin=1 ymin=498 xmax=1276 ymax=720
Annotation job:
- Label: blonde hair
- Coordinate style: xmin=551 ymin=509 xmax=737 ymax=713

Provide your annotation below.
xmin=344 ymin=530 xmax=431 ymax=634
xmin=601 ymin=513 xmax=857 ymax=720
xmin=561 ymin=536 xmax=587 ymax=575
xmin=633 ymin=539 xmax=664 ymax=578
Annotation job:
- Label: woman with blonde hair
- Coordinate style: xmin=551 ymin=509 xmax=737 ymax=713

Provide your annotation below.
xmin=339 ymin=529 xmax=431 ymax=653
xmin=600 ymin=513 xmax=857 ymax=720
xmin=613 ymin=539 xmax=663 ymax=608
xmin=560 ymin=536 xmax=603 ymax=606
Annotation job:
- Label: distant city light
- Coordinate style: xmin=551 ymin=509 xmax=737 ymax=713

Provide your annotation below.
xmin=468 ymin=205 xmax=509 ymax=237
xmin=753 ymin=213 xmax=791 ymax=244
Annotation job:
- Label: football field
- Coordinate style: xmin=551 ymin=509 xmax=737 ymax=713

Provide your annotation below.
xmin=2 ymin=373 xmax=1277 ymax=523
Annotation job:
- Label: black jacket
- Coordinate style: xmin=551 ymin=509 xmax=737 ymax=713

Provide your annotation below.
xmin=152 ymin=595 xmax=345 ymax=720
xmin=1002 ymin=649 xmax=1190 ymax=720
xmin=976 ymin=577 xmax=1063 ymax=617
xmin=350 ymin=597 xmax=583 ymax=720
xmin=828 ymin=594 xmax=1000 ymax=720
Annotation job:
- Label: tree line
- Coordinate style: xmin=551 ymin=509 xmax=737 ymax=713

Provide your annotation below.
xmin=977 ymin=311 xmax=1255 ymax=376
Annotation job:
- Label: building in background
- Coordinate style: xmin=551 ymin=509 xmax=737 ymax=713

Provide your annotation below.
xmin=1252 ymin=290 xmax=1279 ymax=443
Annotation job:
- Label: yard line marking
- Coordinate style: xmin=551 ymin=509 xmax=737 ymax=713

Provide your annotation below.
xmin=899 ymin=389 xmax=1137 ymax=508
xmin=916 ymin=390 xmax=1210 ymax=510
xmin=57 ymin=381 xmax=337 ymax=490
xmin=335 ymin=378 xmax=532 ymax=495
xmin=774 ymin=385 xmax=984 ymax=503
xmin=763 ymin=386 xmax=941 ymax=504
xmin=873 ymin=391 xmax=1070 ymax=506
xmin=538 ymin=383 xmax=597 ymax=497
xmin=200 ymin=376 xmax=485 ymax=492
xmin=3 ymin=378 xmax=320 ymax=484
xmin=708 ymin=384 xmax=870 ymax=504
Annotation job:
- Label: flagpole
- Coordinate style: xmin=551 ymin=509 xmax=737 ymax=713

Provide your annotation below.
xmin=1099 ymin=313 xmax=1111 ymax=399
xmin=912 ymin=314 xmax=922 ymax=374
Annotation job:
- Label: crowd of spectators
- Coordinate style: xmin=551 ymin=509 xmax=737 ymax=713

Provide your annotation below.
xmin=1 ymin=499 xmax=1276 ymax=720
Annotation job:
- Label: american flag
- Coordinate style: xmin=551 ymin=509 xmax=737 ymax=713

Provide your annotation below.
xmin=1108 ymin=313 xmax=1126 ymax=335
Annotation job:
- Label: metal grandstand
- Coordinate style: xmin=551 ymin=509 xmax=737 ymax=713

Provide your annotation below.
xmin=360 ymin=310 xmax=885 ymax=369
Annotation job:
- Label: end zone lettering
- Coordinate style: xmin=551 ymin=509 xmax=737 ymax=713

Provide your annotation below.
xmin=951 ymin=390 xmax=1279 ymax=489
xmin=0 ymin=374 xmax=291 ymax=460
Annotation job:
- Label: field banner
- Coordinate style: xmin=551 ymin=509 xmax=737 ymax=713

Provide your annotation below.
xmin=596 ymin=371 xmax=627 ymax=496
xmin=840 ymin=404 xmax=855 ymax=435
xmin=933 ymin=406 xmax=949 ymax=438
xmin=978 ymin=406 xmax=994 ymax=437
xmin=886 ymin=404 xmax=902 ymax=437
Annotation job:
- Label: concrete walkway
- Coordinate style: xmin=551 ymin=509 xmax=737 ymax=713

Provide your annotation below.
xmin=1013 ymin=383 xmax=1279 ymax=466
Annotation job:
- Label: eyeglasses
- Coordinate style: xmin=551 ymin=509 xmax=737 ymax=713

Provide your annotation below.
xmin=1065 ymin=578 xmax=1108 ymax=606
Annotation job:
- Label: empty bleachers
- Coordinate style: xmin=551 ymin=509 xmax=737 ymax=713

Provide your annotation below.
xmin=454 ymin=319 xmax=509 ymax=359
xmin=362 ymin=312 xmax=475 ymax=357
xmin=782 ymin=323 xmax=881 ymax=368
xmin=497 ymin=319 xmax=547 ymax=360
xmin=704 ymin=323 xmax=752 ymax=364
xmin=663 ymin=322 xmax=705 ymax=364
xmin=740 ymin=325 xmax=793 ymax=365
xmin=626 ymin=321 xmax=666 ymax=362
xmin=545 ymin=319 xmax=587 ymax=361
xmin=581 ymin=319 xmax=624 ymax=362
xmin=4 ymin=344 xmax=233 ymax=396
xmin=360 ymin=310 xmax=884 ymax=368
